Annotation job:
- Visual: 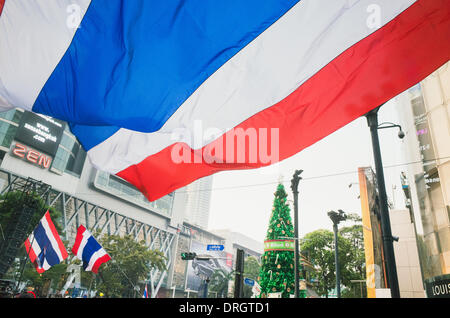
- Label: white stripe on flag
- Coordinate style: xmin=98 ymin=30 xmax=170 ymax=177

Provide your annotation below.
xmin=28 ymin=233 xmax=42 ymax=260
xmin=42 ymin=259 xmax=51 ymax=271
xmin=0 ymin=0 xmax=91 ymax=110
xmin=85 ymin=249 xmax=107 ymax=272
xmin=76 ymin=229 xmax=90 ymax=260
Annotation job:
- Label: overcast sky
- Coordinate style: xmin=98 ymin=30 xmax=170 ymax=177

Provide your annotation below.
xmin=207 ymin=98 xmax=409 ymax=243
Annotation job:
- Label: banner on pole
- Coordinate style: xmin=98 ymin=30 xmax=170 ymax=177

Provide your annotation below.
xmin=264 ymin=240 xmax=294 ymax=252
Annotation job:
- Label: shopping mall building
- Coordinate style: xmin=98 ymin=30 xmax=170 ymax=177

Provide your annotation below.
xmin=395 ymin=61 xmax=450 ymax=297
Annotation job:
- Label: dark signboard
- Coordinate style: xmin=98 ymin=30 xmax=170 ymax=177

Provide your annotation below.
xmin=425 ymin=276 xmax=450 ymax=298
xmin=15 ymin=111 xmax=65 ymax=156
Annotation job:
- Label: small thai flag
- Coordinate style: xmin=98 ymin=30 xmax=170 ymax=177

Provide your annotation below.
xmin=24 ymin=211 xmax=68 ymax=273
xmin=71 ymin=225 xmax=111 ymax=273
xmin=143 ymin=284 xmax=149 ymax=298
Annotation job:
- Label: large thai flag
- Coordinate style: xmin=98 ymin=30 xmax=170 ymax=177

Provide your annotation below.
xmin=0 ymin=1 xmax=449 ymax=201
xmin=24 ymin=211 xmax=68 ymax=274
xmin=71 ymin=225 xmax=111 ymax=273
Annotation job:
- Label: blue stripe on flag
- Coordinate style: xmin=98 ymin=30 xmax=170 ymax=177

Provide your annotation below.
xmin=33 ymin=0 xmax=299 ymax=147
xmin=68 ymin=123 xmax=120 ymax=152
xmin=81 ymin=236 xmax=102 ymax=269
xmin=33 ymin=222 xmax=61 ymax=266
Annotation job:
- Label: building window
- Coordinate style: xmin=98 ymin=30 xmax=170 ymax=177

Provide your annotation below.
xmin=50 ymin=130 xmax=86 ymax=177
xmin=94 ymin=171 xmax=174 ymax=217
xmin=0 ymin=109 xmax=22 ymax=124
xmin=0 ymin=109 xmax=22 ymax=149
xmin=0 ymin=124 xmax=18 ymax=149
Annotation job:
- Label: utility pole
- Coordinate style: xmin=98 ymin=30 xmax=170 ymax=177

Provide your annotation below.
xmin=365 ymin=106 xmax=400 ymax=298
xmin=290 ymin=170 xmax=302 ymax=298
xmin=328 ymin=210 xmax=347 ymax=298
xmin=234 ymin=248 xmax=244 ymax=298
xmin=201 ymin=278 xmax=210 ymax=298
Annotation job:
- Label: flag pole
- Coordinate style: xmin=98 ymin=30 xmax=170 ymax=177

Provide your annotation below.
xmin=108 ymin=259 xmax=139 ymax=298
xmin=87 ymin=273 xmax=95 ymax=297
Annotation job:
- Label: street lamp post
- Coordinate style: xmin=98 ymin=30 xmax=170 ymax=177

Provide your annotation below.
xmin=327 ymin=209 xmax=347 ymax=298
xmin=365 ymin=106 xmax=401 ymax=298
xmin=290 ymin=170 xmax=303 ymax=298
xmin=202 ymin=278 xmax=210 ymax=298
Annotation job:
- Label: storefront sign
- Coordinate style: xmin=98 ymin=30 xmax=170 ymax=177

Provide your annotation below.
xmin=11 ymin=143 xmax=52 ymax=169
xmin=264 ymin=240 xmax=294 ymax=252
xmin=425 ymin=277 xmax=450 ymax=298
xmin=15 ymin=111 xmax=65 ymax=156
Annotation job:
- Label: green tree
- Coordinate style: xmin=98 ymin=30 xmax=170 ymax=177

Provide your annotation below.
xmin=209 ymin=268 xmax=234 ymax=298
xmin=95 ymin=234 xmax=167 ymax=298
xmin=300 ymin=230 xmax=336 ymax=297
xmin=243 ymin=256 xmax=260 ymax=297
xmin=258 ymin=183 xmax=295 ymax=298
xmin=339 ymin=214 xmax=366 ymax=298
xmin=0 ymin=190 xmax=62 ymax=239
xmin=19 ymin=259 xmax=68 ymax=296
xmin=300 ymin=215 xmax=365 ymax=298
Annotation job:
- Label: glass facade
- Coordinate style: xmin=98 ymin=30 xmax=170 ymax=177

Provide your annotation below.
xmin=93 ymin=170 xmax=174 ymax=217
xmin=0 ymin=109 xmax=22 ymax=149
xmin=397 ymin=62 xmax=450 ymax=297
xmin=50 ymin=126 xmax=86 ymax=176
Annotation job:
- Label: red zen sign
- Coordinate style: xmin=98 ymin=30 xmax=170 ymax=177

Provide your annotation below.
xmin=12 ymin=143 xmax=52 ymax=169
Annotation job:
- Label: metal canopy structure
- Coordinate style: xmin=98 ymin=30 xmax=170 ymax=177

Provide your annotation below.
xmin=0 ymin=169 xmax=176 ymax=297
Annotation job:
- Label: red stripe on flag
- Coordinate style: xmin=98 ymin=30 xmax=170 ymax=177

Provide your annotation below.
xmin=91 ymin=254 xmax=111 ymax=274
xmin=25 ymin=235 xmax=46 ymax=274
xmin=117 ymin=0 xmax=450 ymax=201
xmin=71 ymin=225 xmax=86 ymax=255
xmin=43 ymin=211 xmax=68 ymax=259
xmin=25 ymin=238 xmax=45 ymax=274
xmin=0 ymin=0 xmax=5 ymax=17
xmin=34 ymin=263 xmax=45 ymax=274
xmin=24 ymin=238 xmax=37 ymax=263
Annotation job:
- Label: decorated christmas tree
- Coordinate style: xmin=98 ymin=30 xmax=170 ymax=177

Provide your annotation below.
xmin=258 ymin=183 xmax=296 ymax=298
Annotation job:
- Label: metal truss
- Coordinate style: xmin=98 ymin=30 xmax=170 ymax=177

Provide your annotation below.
xmin=0 ymin=169 xmax=175 ymax=297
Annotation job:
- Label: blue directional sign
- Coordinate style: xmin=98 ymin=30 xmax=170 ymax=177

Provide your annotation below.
xmin=206 ymin=244 xmax=224 ymax=251
xmin=244 ymin=278 xmax=255 ymax=286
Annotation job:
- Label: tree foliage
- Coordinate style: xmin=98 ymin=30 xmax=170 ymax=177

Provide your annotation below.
xmin=94 ymin=234 xmax=167 ymax=298
xmin=300 ymin=229 xmax=337 ymax=297
xmin=338 ymin=214 xmax=366 ymax=298
xmin=300 ymin=215 xmax=365 ymax=298
xmin=209 ymin=268 xmax=234 ymax=298
xmin=0 ymin=190 xmax=62 ymax=234
xmin=243 ymin=256 xmax=260 ymax=298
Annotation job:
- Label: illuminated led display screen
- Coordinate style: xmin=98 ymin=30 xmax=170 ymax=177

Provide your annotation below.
xmin=15 ymin=111 xmax=65 ymax=157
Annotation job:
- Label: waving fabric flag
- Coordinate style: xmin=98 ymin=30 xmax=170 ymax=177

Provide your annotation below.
xmin=24 ymin=211 xmax=68 ymax=274
xmin=71 ymin=225 xmax=111 ymax=273
xmin=143 ymin=284 xmax=149 ymax=299
xmin=1 ymin=0 xmax=449 ymax=201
